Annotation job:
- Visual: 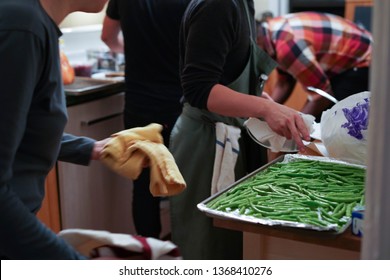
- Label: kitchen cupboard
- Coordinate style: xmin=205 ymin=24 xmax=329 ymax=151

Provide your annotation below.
xmin=38 ymin=88 xmax=171 ymax=238
xmin=264 ymin=71 xmax=307 ymax=112
xmin=57 ymin=92 xmax=136 ymax=234
xmin=36 ymin=168 xmax=61 ymax=233
xmin=345 ymin=0 xmax=372 ymax=31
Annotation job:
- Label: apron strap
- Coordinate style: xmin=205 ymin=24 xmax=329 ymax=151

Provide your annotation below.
xmin=241 ymin=0 xmax=256 ymax=39
xmin=241 ymin=0 xmax=277 ymax=95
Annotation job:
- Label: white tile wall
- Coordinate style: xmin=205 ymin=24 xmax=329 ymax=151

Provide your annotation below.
xmin=60 ymin=24 xmax=108 ymax=63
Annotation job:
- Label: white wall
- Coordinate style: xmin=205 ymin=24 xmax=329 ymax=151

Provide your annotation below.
xmin=254 ymin=0 xmax=289 ymax=19
xmin=60 ymin=2 xmax=107 ymax=28
xmin=59 ymin=0 xmax=290 ymax=61
xmin=59 ymin=6 xmax=108 ymax=61
xmin=60 ymin=1 xmax=289 ymax=28
xmin=60 ymin=11 xmax=105 ymax=28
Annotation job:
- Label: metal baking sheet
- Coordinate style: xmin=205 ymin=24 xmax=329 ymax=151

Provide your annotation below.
xmin=198 ymin=154 xmax=366 ymax=234
xmin=64 ymin=77 xmax=122 ymax=96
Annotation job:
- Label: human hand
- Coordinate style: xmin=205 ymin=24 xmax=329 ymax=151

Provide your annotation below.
xmin=91 ymin=137 xmax=111 ymax=160
xmin=262 ymin=102 xmax=311 ymax=152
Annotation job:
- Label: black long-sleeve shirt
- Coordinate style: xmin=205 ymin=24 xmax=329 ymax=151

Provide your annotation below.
xmin=106 ymin=0 xmax=191 ymax=115
xmin=0 ymin=0 xmax=93 ymax=259
xmin=179 ymin=0 xmax=255 ymax=108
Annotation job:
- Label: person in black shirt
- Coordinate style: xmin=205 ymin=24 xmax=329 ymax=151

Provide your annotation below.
xmin=0 ymin=0 xmax=110 ymax=260
xmin=101 ymin=0 xmax=191 ymax=239
xmin=170 ymin=0 xmax=310 ymax=259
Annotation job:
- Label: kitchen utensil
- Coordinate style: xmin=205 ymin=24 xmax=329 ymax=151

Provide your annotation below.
xmin=307 ymin=86 xmax=339 ymax=104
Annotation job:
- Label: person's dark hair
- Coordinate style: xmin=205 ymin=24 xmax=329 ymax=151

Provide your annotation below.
xmin=261 ymin=11 xmax=274 ymax=21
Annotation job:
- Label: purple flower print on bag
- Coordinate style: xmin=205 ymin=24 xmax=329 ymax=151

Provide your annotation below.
xmin=341 ymin=98 xmax=370 ymax=140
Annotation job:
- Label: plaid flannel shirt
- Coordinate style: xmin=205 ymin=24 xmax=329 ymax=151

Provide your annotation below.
xmin=259 ymin=12 xmax=372 ymax=93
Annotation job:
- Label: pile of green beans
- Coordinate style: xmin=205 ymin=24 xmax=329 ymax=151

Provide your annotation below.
xmin=206 ymin=159 xmax=365 ymax=230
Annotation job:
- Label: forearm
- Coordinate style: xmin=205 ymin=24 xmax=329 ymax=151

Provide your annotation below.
xmin=103 ymin=35 xmax=124 ymax=54
xmin=59 ymin=133 xmax=94 ymax=165
xmin=207 ymin=84 xmax=310 ymax=151
xmin=101 ymin=16 xmax=124 ymax=54
xmin=207 ymin=84 xmax=272 ymax=118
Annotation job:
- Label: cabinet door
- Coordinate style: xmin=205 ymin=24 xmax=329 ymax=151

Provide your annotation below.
xmin=57 ymin=93 xmax=136 ymax=234
xmin=264 ymin=70 xmax=308 ymax=111
xmin=37 ymin=167 xmax=61 ymax=233
xmin=345 ymin=0 xmax=373 ymax=31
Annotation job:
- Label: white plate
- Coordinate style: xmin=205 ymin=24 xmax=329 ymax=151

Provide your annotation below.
xmin=244 ymin=118 xmax=299 ymax=152
xmin=244 ymin=117 xmax=319 ymax=153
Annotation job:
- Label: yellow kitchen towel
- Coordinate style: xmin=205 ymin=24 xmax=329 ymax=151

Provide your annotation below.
xmin=101 ymin=123 xmax=186 ymax=197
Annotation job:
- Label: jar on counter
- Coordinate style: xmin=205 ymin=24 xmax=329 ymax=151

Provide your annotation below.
xmin=87 ymin=49 xmax=121 ymax=72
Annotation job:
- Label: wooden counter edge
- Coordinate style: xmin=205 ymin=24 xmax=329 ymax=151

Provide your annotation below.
xmin=213 ymin=217 xmax=361 ymax=252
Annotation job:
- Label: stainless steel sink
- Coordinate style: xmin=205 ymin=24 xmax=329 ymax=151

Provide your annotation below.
xmin=64 ymin=76 xmax=122 ymax=96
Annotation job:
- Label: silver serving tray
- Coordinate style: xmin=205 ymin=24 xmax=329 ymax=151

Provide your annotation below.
xmin=198 ymin=154 xmax=365 ymax=234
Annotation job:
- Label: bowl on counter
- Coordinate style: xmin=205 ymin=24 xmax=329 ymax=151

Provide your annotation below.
xmin=71 ymin=60 xmax=95 ymax=77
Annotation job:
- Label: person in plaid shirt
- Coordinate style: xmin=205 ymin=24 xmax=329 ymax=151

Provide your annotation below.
xmin=257 ymin=12 xmax=372 ymax=120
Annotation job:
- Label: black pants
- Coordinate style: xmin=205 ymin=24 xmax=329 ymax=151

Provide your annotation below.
xmin=124 ymin=109 xmax=180 ymax=238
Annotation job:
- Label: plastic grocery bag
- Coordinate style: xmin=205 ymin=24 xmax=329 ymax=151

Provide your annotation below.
xmin=320 ymin=91 xmax=371 ymax=165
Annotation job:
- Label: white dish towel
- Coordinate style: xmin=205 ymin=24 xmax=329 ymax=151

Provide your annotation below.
xmin=244 ymin=114 xmax=315 ymax=152
xmin=58 ymin=229 xmax=181 ymax=260
xmin=211 ymin=122 xmax=241 ymax=195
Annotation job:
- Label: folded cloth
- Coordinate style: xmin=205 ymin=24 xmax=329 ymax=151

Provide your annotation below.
xmin=211 ymin=122 xmax=241 ymax=195
xmin=58 ymin=229 xmax=181 ymax=260
xmin=244 ymin=114 xmax=315 ymax=152
xmin=101 ymin=123 xmax=186 ymax=197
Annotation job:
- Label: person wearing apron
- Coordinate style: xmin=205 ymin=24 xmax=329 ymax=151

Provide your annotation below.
xmin=169 ymin=0 xmax=310 ymax=260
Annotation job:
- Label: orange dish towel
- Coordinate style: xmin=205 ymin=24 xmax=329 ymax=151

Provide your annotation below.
xmin=101 ymin=123 xmax=186 ymax=197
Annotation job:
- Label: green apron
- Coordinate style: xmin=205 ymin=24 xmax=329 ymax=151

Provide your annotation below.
xmin=169 ymin=0 xmax=277 ymax=260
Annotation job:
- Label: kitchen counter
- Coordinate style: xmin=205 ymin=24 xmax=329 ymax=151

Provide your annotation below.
xmin=58 ymin=79 xmax=135 ymax=235
xmin=214 ymin=216 xmax=360 ymax=252
xmin=64 ymin=76 xmax=125 ymax=107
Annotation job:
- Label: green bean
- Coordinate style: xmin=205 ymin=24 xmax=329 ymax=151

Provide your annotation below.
xmin=319 ymin=210 xmax=342 ymax=224
xmin=346 ymin=202 xmax=356 ymax=217
xmin=239 ymin=206 xmax=246 ymax=215
xmin=333 ymin=203 xmax=348 ymax=219
xmin=321 ymin=195 xmax=361 ymax=203
xmin=332 ymin=202 xmax=344 ymax=213
xmin=206 ymin=158 xmax=365 ymax=230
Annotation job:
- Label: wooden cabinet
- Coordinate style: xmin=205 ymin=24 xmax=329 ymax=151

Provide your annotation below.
xmin=345 ymin=0 xmax=373 ymax=31
xmin=38 ymin=92 xmax=171 ymax=238
xmin=37 ymin=168 xmax=61 ymax=233
xmin=57 ymin=93 xmax=136 ymax=234
xmin=264 ymin=70 xmax=308 ymax=111
xmin=37 ymin=92 xmax=132 ymax=234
